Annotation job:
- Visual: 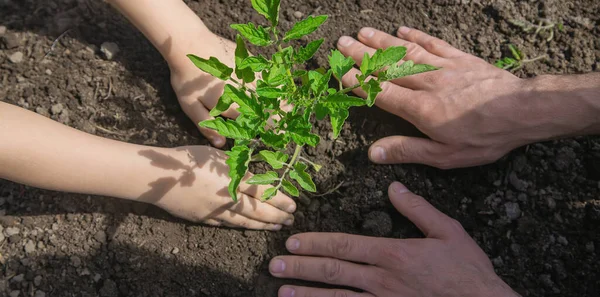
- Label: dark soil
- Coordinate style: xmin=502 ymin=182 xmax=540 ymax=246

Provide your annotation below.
xmin=1 ymin=0 xmax=600 ymax=296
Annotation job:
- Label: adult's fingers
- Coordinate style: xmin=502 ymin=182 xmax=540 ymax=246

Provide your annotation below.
xmin=341 ymin=68 xmax=423 ymax=123
xmin=228 ymin=192 xmax=294 ymax=226
xmin=277 ymin=285 xmax=375 ymax=297
xmin=204 ymin=212 xmax=282 ymax=231
xmin=283 ymin=232 xmax=384 ymax=265
xmin=396 ymin=26 xmax=466 ymax=59
xmin=357 ymin=27 xmax=444 ymax=65
xmin=369 ymin=136 xmax=450 ymax=168
xmin=388 ymin=182 xmax=463 ymax=239
xmin=239 ymin=180 xmax=297 ymax=213
xmin=269 ymin=255 xmax=374 ymax=290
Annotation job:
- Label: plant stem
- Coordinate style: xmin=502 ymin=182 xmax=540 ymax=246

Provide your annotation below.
xmin=339 ymin=83 xmax=361 ymax=94
xmin=522 ymin=54 xmax=548 ymax=64
xmin=275 ymin=144 xmax=303 ymax=190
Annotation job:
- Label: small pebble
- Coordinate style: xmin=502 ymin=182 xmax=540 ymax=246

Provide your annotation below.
xmin=100 ymin=42 xmax=119 ymax=60
xmin=50 ymin=103 xmax=64 ymax=115
xmin=71 ymin=255 xmax=81 ymax=267
xmin=8 ymin=51 xmax=23 ymax=63
xmin=45 ymin=69 xmax=52 ymax=75
xmin=171 ymin=247 xmax=179 ymax=254
xmin=293 ymin=11 xmax=304 ymax=18
xmin=33 ymin=276 xmax=42 ymax=287
xmin=11 ymin=274 xmax=25 ymax=283
xmin=557 ymin=236 xmax=568 ymax=246
xmin=24 ymin=240 xmax=36 ymax=254
xmin=504 ymin=202 xmax=521 ymax=221
xmin=94 ymin=230 xmax=107 ymax=244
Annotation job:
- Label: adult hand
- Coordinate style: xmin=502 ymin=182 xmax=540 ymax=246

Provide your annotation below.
xmin=269 ymin=182 xmax=518 ymax=297
xmin=337 ymin=27 xmax=538 ymax=168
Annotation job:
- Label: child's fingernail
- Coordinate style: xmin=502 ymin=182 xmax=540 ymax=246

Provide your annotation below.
xmin=287 ymin=204 xmax=296 ymax=213
xmin=271 ymin=224 xmax=282 ymax=231
xmin=213 ymin=137 xmax=225 ymax=147
xmin=286 ymin=238 xmax=300 ymax=251
xmin=370 ymin=146 xmax=387 ymax=162
xmin=359 ymin=27 xmax=375 ymax=38
xmin=269 ymin=258 xmax=286 ymax=273
xmin=338 ymin=36 xmax=355 ymax=47
xmin=284 ymin=219 xmax=293 ymax=226
xmin=398 ymin=26 xmax=411 ymax=36
xmin=279 ymin=286 xmax=296 ymax=297
xmin=390 ymin=181 xmax=410 ymax=194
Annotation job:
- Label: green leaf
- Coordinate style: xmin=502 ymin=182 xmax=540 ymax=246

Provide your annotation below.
xmin=256 ymin=85 xmax=286 ymax=98
xmin=230 ymin=23 xmax=273 ymax=46
xmin=260 ymin=131 xmax=289 ymax=149
xmin=308 ymin=70 xmax=331 ymax=95
xmin=289 ymin=163 xmax=316 ymax=192
xmin=360 ymin=46 xmax=407 ymax=76
xmin=281 ymin=179 xmax=299 ymax=197
xmin=329 ymin=108 xmax=349 ymax=139
xmin=261 ymin=187 xmax=278 ymax=200
xmin=262 ymin=64 xmax=288 ymax=86
xmin=293 ymin=70 xmax=307 ymax=77
xmin=251 ymin=0 xmax=281 ymax=26
xmin=315 ymin=94 xmax=365 ymax=138
xmin=258 ymin=150 xmax=289 ymax=169
xmin=283 ymin=15 xmax=328 ymax=42
xmin=225 ymin=144 xmax=253 ymax=201
xmin=329 ymin=50 xmax=355 ymax=80
xmin=247 ymin=171 xmax=279 ymax=185
xmin=295 ymin=39 xmax=324 ymax=63
xmin=379 ymin=60 xmax=439 ymax=81
xmin=199 ymin=117 xmax=254 ymax=140
xmin=209 ymin=88 xmax=235 ymax=117
xmin=240 ymin=56 xmax=270 ymax=72
xmin=508 ymin=44 xmax=522 ymax=60
xmin=362 ymin=79 xmax=382 ymax=107
xmin=288 ymin=129 xmax=320 ymax=147
xmin=273 ymin=46 xmax=294 ymax=65
xmin=234 ymin=35 xmax=255 ymax=83
xmin=222 ymin=84 xmax=262 ymax=117
xmin=187 ymin=55 xmax=233 ymax=80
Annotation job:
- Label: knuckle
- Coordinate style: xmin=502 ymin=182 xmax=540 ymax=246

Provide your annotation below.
xmin=322 ymin=260 xmax=343 ymax=281
xmin=292 ymin=259 xmax=304 ymax=276
xmin=327 ymin=234 xmax=352 ymax=257
xmin=380 ymin=242 xmax=409 ymax=264
xmin=424 ymin=38 xmax=447 ymax=52
xmin=448 ymin=218 xmax=465 ymax=234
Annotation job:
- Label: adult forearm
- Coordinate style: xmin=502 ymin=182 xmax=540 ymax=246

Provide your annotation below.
xmin=519 ymin=72 xmax=600 ymax=143
xmin=0 ymin=102 xmax=186 ymax=202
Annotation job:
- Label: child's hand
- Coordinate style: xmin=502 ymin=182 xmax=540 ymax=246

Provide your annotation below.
xmin=142 ymin=146 xmax=296 ymax=231
xmin=169 ymin=33 xmax=242 ymax=148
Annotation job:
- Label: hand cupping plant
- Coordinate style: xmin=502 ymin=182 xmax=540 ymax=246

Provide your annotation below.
xmin=187 ymin=0 xmax=437 ymax=201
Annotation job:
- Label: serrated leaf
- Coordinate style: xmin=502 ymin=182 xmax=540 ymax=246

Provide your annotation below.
xmin=251 ymin=0 xmax=280 ymax=26
xmin=240 ymin=56 xmax=270 ymax=72
xmin=212 ymin=84 xmax=262 ymax=117
xmin=209 ymin=88 xmax=235 ymax=117
xmin=231 ymin=23 xmax=273 ymax=46
xmin=281 ymin=179 xmax=299 ymax=197
xmin=508 ymin=44 xmax=522 ymax=60
xmin=258 ymin=150 xmax=289 ymax=169
xmin=261 ymin=187 xmax=278 ymax=200
xmin=315 ymin=94 xmax=365 ymax=138
xmin=288 ymin=130 xmax=320 ymax=147
xmin=289 ymin=163 xmax=316 ymax=192
xmin=293 ymin=69 xmax=307 ymax=77
xmin=187 ymin=55 xmax=233 ymax=80
xmin=362 ymin=79 xmax=382 ymax=107
xmin=308 ymin=70 xmax=331 ymax=95
xmin=225 ymin=145 xmax=253 ymax=201
xmin=260 ymin=131 xmax=289 ymax=149
xmin=256 ymin=85 xmax=286 ymax=98
xmin=360 ymin=46 xmax=407 ymax=76
xmin=247 ymin=171 xmax=279 ymax=185
xmin=199 ymin=117 xmax=254 ymax=140
xmin=234 ymin=35 xmax=255 ymax=83
xmin=273 ymin=46 xmax=294 ymax=64
xmin=379 ymin=60 xmax=439 ymax=81
xmin=329 ymin=50 xmax=355 ymax=80
xmin=295 ymin=39 xmax=324 ymax=63
xmin=262 ymin=64 xmax=288 ymax=86
xmin=283 ymin=15 xmax=328 ymax=42
xmin=329 ymin=108 xmax=349 ymax=139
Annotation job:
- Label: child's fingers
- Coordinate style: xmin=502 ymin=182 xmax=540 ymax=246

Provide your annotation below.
xmin=229 ymin=193 xmax=295 ymax=226
xmin=239 ymin=182 xmax=297 ymax=213
xmin=210 ymin=211 xmax=283 ymax=231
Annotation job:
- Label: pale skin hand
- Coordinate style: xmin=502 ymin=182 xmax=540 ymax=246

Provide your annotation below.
xmin=108 ymin=0 xmax=240 ymax=147
xmin=269 ymin=182 xmax=519 ymax=297
xmin=337 ymin=27 xmax=600 ymax=169
xmin=0 ymin=102 xmax=295 ymax=230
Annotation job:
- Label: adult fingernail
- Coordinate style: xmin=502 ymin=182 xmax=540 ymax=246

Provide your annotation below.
xmin=398 ymin=26 xmax=411 ymax=36
xmin=286 ymin=238 xmax=300 ymax=251
xmin=279 ymin=286 xmax=296 ymax=297
xmin=287 ymin=204 xmax=296 ymax=213
xmin=284 ymin=219 xmax=293 ymax=226
xmin=338 ymin=36 xmax=355 ymax=47
xmin=391 ymin=181 xmax=410 ymax=194
xmin=359 ymin=27 xmax=375 ymax=38
xmin=270 ymin=258 xmax=286 ymax=274
xmin=370 ymin=146 xmax=387 ymax=162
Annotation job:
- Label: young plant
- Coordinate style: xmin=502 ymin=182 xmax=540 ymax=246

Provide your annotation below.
xmin=187 ymin=0 xmax=438 ymax=202
xmin=509 ymin=18 xmax=564 ymax=42
xmin=494 ymin=44 xmax=547 ymax=72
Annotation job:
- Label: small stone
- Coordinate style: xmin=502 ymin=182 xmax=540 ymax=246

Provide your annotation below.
xmin=94 ymin=273 xmax=102 ymax=283
xmin=504 ymin=202 xmax=521 ymax=221
xmin=16 ymin=75 xmax=25 ymax=83
xmin=94 ymin=230 xmax=107 ymax=244
xmin=1 ymin=33 xmax=19 ymax=49
xmin=100 ymin=42 xmax=119 ymax=60
xmin=293 ymin=11 xmax=304 ymax=18
xmin=33 ymin=276 xmax=42 ymax=286
xmin=10 ymin=290 xmax=20 ymax=297
xmin=171 ymin=247 xmax=179 ymax=254
xmin=34 ymin=291 xmax=45 ymax=297
xmin=492 ymin=257 xmax=504 ymax=267
xmin=8 ymin=51 xmax=23 ymax=63
xmin=0 ymin=26 xmax=6 ymax=35
xmin=80 ymin=268 xmax=91 ymax=276
xmin=70 ymin=255 xmax=81 ymax=267
xmin=50 ymin=103 xmax=64 ymax=115
xmin=37 ymin=241 xmax=45 ymax=249
xmin=508 ymin=172 xmax=527 ymax=191
xmin=510 ymin=243 xmax=521 ymax=256
xmin=51 ymin=223 xmax=59 ymax=231
xmin=45 ymin=69 xmax=52 ymax=75
xmin=11 ymin=274 xmax=25 ymax=283
xmin=24 ymin=240 xmax=36 ymax=254
xmin=361 ymin=211 xmax=392 ymax=237
xmin=557 ymin=236 xmax=568 ymax=246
